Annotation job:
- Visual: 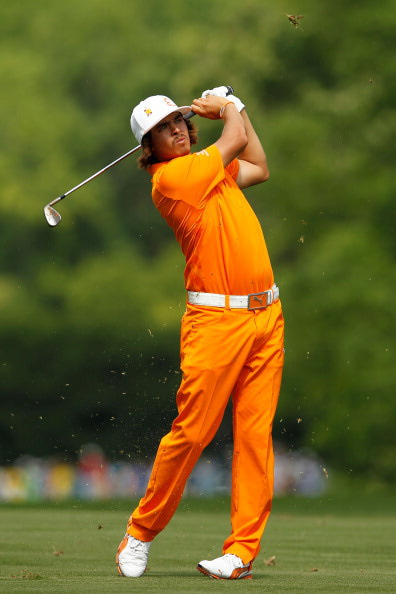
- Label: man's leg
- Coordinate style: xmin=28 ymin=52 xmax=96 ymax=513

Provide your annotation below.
xmin=222 ymin=301 xmax=284 ymax=563
xmin=126 ymin=305 xmax=257 ymax=542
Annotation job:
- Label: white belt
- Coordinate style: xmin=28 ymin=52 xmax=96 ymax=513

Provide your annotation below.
xmin=187 ymin=284 xmax=279 ymax=310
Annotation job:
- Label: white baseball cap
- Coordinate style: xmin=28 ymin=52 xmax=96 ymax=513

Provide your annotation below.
xmin=131 ymin=95 xmax=192 ymax=143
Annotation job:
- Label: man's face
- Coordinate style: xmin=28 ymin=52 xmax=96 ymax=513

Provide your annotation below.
xmin=150 ymin=112 xmax=191 ymax=162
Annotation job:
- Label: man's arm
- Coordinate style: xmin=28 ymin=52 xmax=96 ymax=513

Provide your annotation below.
xmin=195 ymin=87 xmax=270 ymax=189
xmin=236 ymin=110 xmax=270 ymax=189
xmin=191 ymin=96 xmax=248 ymax=166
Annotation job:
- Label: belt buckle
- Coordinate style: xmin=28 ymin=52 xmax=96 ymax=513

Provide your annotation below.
xmin=248 ymin=290 xmax=272 ymax=310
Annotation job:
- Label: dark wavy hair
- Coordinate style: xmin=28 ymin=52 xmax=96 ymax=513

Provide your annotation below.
xmin=137 ymin=119 xmax=198 ymax=171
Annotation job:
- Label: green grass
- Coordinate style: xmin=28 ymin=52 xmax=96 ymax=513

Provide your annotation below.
xmin=0 ymin=492 xmax=395 ymax=593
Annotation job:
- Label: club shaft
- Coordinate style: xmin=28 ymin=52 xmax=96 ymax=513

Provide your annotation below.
xmin=48 ymin=144 xmax=142 ymax=207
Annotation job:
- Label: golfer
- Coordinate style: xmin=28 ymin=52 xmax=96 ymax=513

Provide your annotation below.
xmin=116 ymin=87 xmax=285 ymax=580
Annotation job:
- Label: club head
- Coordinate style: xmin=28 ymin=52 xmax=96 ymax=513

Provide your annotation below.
xmin=44 ymin=205 xmax=62 ymax=227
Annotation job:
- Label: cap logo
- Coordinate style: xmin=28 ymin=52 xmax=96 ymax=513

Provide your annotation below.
xmin=144 ymin=108 xmax=152 ymax=116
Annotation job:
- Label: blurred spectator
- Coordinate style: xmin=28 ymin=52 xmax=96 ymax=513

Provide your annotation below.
xmin=0 ymin=442 xmax=327 ymax=502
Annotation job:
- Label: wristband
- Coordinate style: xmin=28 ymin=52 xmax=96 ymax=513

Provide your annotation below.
xmin=219 ymin=101 xmax=234 ymax=118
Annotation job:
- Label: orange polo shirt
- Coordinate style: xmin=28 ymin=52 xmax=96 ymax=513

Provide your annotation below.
xmin=150 ymin=144 xmax=274 ymax=295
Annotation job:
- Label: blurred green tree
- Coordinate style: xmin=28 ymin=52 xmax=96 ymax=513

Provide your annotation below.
xmin=0 ymin=0 xmax=395 ymax=483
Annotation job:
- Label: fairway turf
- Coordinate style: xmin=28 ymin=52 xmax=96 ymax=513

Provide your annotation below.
xmin=0 ymin=493 xmax=395 ymax=593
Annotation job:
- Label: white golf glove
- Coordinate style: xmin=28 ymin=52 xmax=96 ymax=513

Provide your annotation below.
xmin=201 ymin=86 xmax=245 ymax=112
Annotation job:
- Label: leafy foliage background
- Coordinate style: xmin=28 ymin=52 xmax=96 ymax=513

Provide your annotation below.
xmin=1 ymin=0 xmax=395 ymax=482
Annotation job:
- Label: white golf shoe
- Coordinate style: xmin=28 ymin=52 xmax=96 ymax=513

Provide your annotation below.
xmin=116 ymin=534 xmax=151 ymax=577
xmin=197 ymin=553 xmax=253 ymax=580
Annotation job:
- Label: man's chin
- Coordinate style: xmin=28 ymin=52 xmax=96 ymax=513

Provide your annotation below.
xmin=159 ymin=143 xmax=190 ymax=161
xmin=171 ymin=146 xmax=190 ymax=159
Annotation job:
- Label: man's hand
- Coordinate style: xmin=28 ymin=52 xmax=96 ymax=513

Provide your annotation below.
xmin=201 ymin=86 xmax=245 ymax=112
xmin=191 ymin=95 xmax=235 ymax=120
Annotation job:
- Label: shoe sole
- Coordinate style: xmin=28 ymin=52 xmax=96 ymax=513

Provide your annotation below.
xmin=196 ymin=563 xmax=253 ymax=580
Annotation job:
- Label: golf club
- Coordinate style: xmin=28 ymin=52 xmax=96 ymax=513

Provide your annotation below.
xmin=44 ymin=86 xmax=234 ymax=227
xmin=44 ymin=144 xmax=143 ymax=226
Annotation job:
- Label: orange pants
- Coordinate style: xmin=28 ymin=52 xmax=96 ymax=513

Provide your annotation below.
xmin=127 ymin=299 xmax=284 ymax=564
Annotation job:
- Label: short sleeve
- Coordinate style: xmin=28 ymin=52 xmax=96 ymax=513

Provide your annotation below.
xmin=152 ymin=144 xmax=225 ymax=208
